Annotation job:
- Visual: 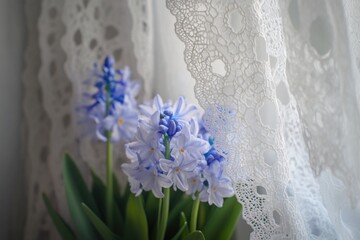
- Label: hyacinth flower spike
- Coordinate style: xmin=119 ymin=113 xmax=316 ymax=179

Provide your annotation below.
xmin=122 ymin=94 xmax=235 ymax=238
xmin=80 ymin=56 xmax=140 ymax=229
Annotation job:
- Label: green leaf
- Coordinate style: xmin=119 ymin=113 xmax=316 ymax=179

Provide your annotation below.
xmin=118 ymin=182 xmax=130 ymax=217
xmin=197 ymin=203 xmax=207 ymax=230
xmin=145 ymin=191 xmax=158 ymax=231
xmin=63 ymin=154 xmax=100 ymax=240
xmin=112 ymin=200 xmax=124 ymax=236
xmin=184 ymin=231 xmax=205 ymax=240
xmin=91 ymin=170 xmax=123 ymax=235
xmin=42 ymin=193 xmax=77 ymax=240
xmin=179 ymin=212 xmax=189 ymax=240
xmin=91 ymin=170 xmax=106 ymax=220
xmin=170 ymin=220 xmax=188 ymax=240
xmin=125 ymin=194 xmax=149 ymax=240
xmin=168 ymin=196 xmax=193 ymax=224
xmin=170 ymin=188 xmax=184 ymax=206
xmin=202 ymin=197 xmax=242 ymax=240
xmin=81 ymin=203 xmax=120 ymax=240
xmin=112 ymin=174 xmax=125 ymax=235
xmin=113 ymin=173 xmax=121 ymax=204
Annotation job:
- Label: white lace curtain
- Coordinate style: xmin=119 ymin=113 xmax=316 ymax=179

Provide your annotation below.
xmin=20 ymin=0 xmax=360 ymax=239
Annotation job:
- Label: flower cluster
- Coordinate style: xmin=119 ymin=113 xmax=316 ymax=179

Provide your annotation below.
xmin=82 ymin=56 xmax=140 ymax=142
xmin=122 ymin=95 xmax=234 ymax=207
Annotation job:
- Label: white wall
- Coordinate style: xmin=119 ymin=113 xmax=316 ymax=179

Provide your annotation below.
xmin=153 ymin=1 xmax=198 ymax=104
xmin=0 ymin=0 xmax=25 ymax=238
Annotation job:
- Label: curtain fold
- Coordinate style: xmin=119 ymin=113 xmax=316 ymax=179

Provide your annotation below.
xmin=166 ymin=0 xmax=360 ymax=239
xmin=22 ymin=0 xmax=153 ymax=239
xmin=21 ymin=0 xmax=360 ymax=239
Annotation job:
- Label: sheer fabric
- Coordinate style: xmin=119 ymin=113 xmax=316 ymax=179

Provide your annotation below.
xmin=21 ymin=0 xmax=359 ymax=239
xmin=166 ymin=0 xmax=360 ymax=239
xmin=22 ymin=0 xmax=153 ymax=239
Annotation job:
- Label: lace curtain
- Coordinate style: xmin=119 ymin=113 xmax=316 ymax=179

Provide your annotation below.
xmin=166 ymin=0 xmax=360 ymax=239
xmin=21 ymin=0 xmax=360 ymax=239
xmin=22 ymin=0 xmax=153 ymax=239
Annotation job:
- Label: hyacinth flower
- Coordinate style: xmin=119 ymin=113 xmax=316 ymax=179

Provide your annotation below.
xmin=200 ymin=161 xmax=234 ymax=207
xmin=96 ymin=104 xmax=138 ymax=142
xmin=197 ymin=120 xmax=234 ymax=207
xmin=43 ymin=60 xmax=240 ymax=240
xmin=122 ymin=94 xmax=235 ymax=239
xmin=81 ymin=56 xmax=140 ymax=229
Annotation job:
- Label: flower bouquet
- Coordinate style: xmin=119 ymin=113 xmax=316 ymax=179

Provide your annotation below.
xmin=43 ymin=56 xmax=242 ymax=240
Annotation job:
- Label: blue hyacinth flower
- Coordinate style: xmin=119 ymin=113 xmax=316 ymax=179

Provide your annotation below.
xmin=80 ymin=56 xmax=140 ymax=142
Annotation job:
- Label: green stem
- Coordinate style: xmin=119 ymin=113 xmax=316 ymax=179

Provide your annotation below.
xmin=157 ymin=198 xmax=162 ymax=238
xmin=105 ymin=83 xmax=113 ymax=229
xmin=106 ymin=130 xmax=113 ymax=229
xmin=158 ymin=188 xmax=170 ymax=240
xmin=164 ymin=135 xmax=170 ymax=159
xmin=157 ymin=134 xmax=171 ymax=240
xmin=190 ymin=194 xmax=200 ymax=232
